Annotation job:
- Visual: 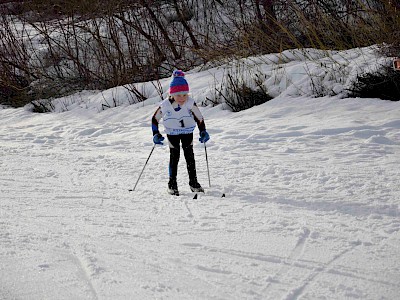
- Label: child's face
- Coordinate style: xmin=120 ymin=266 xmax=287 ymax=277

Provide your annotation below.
xmin=173 ymin=94 xmax=188 ymax=105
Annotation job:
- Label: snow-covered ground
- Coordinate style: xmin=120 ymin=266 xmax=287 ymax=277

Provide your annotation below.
xmin=1 ymin=47 xmax=400 ymax=299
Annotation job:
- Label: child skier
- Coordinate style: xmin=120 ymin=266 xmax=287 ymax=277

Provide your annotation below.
xmin=151 ymin=70 xmax=210 ymax=196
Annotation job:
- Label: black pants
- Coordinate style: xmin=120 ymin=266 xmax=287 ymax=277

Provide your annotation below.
xmin=167 ymin=133 xmax=197 ymax=182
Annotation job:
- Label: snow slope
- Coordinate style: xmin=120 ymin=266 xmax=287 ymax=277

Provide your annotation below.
xmin=1 ymin=47 xmax=400 ymax=299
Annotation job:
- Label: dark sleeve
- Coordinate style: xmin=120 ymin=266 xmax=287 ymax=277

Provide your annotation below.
xmin=191 ymin=103 xmax=206 ymax=132
xmin=152 ymin=107 xmax=162 ymax=136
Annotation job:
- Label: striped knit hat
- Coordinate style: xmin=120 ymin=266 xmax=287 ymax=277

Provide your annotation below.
xmin=169 ymin=70 xmax=189 ymax=96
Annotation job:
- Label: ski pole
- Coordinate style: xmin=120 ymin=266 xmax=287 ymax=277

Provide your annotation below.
xmin=202 ymin=142 xmax=226 ymax=197
xmin=129 ymin=144 xmax=156 ymax=192
xmin=204 ymin=142 xmax=211 ymax=187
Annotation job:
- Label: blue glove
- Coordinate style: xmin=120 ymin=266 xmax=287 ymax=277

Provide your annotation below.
xmin=153 ymin=133 xmax=165 ymax=145
xmin=199 ymin=131 xmax=210 ymax=143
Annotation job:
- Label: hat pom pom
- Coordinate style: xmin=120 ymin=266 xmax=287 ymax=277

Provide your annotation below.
xmin=172 ymin=70 xmax=185 ymax=77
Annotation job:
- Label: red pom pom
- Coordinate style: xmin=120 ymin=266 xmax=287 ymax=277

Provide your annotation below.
xmin=172 ymin=70 xmax=185 ymax=77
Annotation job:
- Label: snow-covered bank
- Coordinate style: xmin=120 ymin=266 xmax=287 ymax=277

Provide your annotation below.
xmin=44 ymin=45 xmax=392 ymax=114
xmin=1 ymin=92 xmax=400 ymax=299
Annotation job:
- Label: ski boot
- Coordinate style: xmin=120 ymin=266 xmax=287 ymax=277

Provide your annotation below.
xmin=189 ymin=179 xmax=204 ymax=193
xmin=168 ymin=177 xmax=179 ymax=196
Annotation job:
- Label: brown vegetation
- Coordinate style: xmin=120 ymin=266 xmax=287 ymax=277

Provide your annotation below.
xmin=1 ymin=0 xmax=399 ymax=107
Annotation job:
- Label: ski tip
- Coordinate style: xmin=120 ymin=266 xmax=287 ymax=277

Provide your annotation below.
xmin=193 ymin=193 xmax=198 ymax=199
xmin=221 ymin=193 xmax=225 ymax=198
xmin=128 ymin=189 xmax=133 ymax=192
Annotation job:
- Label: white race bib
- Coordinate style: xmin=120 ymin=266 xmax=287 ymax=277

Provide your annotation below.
xmin=161 ymin=97 xmax=197 ymax=135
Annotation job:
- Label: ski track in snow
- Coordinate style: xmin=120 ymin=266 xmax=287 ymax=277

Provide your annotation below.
xmin=1 ymin=97 xmax=400 ymax=299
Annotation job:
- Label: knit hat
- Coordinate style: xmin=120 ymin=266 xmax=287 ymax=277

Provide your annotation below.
xmin=169 ymin=70 xmax=189 ymax=95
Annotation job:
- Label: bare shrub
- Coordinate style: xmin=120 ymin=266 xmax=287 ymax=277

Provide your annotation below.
xmin=30 ymin=99 xmax=54 ymax=113
xmin=348 ymin=65 xmax=400 ymax=101
xmin=0 ymin=13 xmax=36 ymax=107
xmin=210 ymin=66 xmax=273 ymax=112
xmin=222 ymin=0 xmax=400 ymax=56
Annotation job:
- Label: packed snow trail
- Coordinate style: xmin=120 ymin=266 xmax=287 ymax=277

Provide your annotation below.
xmin=1 ymin=97 xmax=400 ymax=299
